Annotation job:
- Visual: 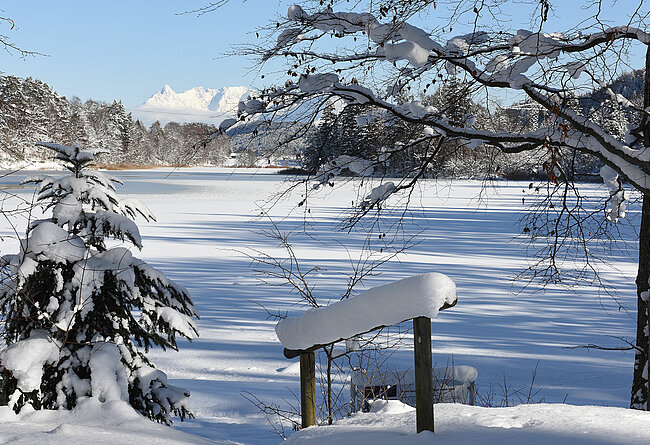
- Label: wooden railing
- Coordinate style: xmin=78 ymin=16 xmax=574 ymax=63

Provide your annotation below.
xmin=276 ymin=272 xmax=458 ymax=433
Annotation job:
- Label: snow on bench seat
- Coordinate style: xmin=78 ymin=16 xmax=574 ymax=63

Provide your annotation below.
xmin=275 ymin=272 xmax=457 ymax=351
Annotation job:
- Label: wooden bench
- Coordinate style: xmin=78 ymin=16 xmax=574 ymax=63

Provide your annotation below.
xmin=275 ymin=272 xmax=458 ymax=433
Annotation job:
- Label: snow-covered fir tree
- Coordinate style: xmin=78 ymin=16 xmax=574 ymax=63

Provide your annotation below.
xmin=303 ymin=102 xmax=339 ymax=173
xmin=303 ymin=102 xmax=384 ymax=173
xmin=0 ymin=142 xmax=198 ymax=424
xmin=109 ymin=100 xmax=133 ymax=152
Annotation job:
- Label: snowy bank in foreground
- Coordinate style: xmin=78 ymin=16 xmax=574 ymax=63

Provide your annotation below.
xmin=286 ymin=400 xmax=650 ymax=445
xmin=0 ymin=398 xmax=215 ymax=445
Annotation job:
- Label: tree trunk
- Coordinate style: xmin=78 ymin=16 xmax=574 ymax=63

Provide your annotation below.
xmin=631 ymin=45 xmax=650 ymax=410
xmin=632 ymin=195 xmax=650 ymax=410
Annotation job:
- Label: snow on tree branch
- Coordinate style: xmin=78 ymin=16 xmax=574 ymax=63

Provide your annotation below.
xmin=219 ymin=4 xmax=650 ymax=200
xmin=0 ymin=142 xmax=198 ymax=424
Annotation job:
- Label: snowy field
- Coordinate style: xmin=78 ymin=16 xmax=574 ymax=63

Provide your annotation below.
xmin=0 ymin=167 xmax=648 ymax=444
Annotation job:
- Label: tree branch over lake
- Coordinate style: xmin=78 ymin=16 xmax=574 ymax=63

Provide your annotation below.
xmin=213 ymin=0 xmax=650 ymax=411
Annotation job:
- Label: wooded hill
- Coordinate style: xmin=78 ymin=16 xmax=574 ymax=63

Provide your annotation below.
xmin=0 ymin=75 xmax=232 ymax=167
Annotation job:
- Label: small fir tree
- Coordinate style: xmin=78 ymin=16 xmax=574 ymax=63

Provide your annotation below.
xmin=0 ymin=142 xmax=198 ymax=424
xmin=303 ymin=102 xmax=338 ymax=173
xmin=109 ymin=100 xmax=133 ymax=153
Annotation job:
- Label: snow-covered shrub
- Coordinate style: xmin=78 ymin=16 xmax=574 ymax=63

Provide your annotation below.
xmin=0 ymin=142 xmax=198 ymax=424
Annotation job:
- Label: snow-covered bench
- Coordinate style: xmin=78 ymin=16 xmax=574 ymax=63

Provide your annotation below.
xmin=275 ymin=272 xmax=458 ymax=433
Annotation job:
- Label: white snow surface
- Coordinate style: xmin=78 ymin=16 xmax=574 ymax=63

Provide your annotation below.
xmin=0 ymin=168 xmax=644 ymax=443
xmin=600 ymin=165 xmax=626 ymax=222
xmin=88 ymin=342 xmax=130 ymax=403
xmin=27 ymin=222 xmax=86 ymax=263
xmin=363 ymin=181 xmax=396 ymax=206
xmin=276 ymin=272 xmax=457 ymax=350
xmin=287 ymin=400 xmax=650 ymax=444
xmin=0 ymin=398 xmax=213 ymax=444
xmin=130 ymin=85 xmax=251 ymax=126
xmin=381 ymin=41 xmax=431 ymax=67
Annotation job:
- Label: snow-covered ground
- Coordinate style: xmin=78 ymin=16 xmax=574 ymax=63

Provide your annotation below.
xmin=287 ymin=399 xmax=650 ymax=444
xmin=0 ymin=167 xmax=646 ymax=444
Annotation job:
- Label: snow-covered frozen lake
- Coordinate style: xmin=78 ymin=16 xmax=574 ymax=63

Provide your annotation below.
xmin=0 ymin=167 xmax=642 ymax=444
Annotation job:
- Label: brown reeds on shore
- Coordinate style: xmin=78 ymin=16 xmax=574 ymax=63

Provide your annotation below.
xmin=92 ymin=163 xmax=190 ymax=170
xmin=90 ymin=163 xmax=293 ymax=171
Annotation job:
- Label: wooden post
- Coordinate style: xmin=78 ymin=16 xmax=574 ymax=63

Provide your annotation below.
xmin=299 ymin=351 xmax=317 ymax=428
xmin=413 ymin=316 xmax=434 ymax=433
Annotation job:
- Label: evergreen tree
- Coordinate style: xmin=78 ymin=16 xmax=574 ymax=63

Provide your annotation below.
xmin=422 ymin=76 xmax=477 ymax=176
xmin=428 ymin=75 xmax=473 ymax=124
xmin=591 ymin=98 xmax=630 ymax=141
xmin=303 ymin=102 xmax=338 ymax=173
xmin=303 ymin=102 xmax=381 ymax=173
xmin=66 ymin=97 xmax=91 ymax=148
xmin=129 ymin=120 xmax=152 ymax=164
xmin=0 ymin=75 xmax=31 ymax=158
xmin=109 ymin=100 xmax=133 ymax=153
xmin=148 ymin=121 xmax=166 ymax=163
xmin=0 ymin=143 xmax=198 ymax=424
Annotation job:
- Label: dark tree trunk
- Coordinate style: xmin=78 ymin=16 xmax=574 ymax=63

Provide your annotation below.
xmin=632 ymin=195 xmax=650 ymax=409
xmin=631 ymin=45 xmax=650 ymax=410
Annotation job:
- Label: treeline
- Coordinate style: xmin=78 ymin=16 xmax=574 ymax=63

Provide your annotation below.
xmin=0 ymin=75 xmax=232 ymax=166
xmin=1 ymin=72 xmax=641 ymax=176
xmin=302 ymin=72 xmax=643 ymax=180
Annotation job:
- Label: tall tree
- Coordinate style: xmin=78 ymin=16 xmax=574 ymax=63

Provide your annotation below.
xmin=109 ymin=100 xmax=134 ymax=153
xmin=221 ymin=0 xmax=650 ymax=409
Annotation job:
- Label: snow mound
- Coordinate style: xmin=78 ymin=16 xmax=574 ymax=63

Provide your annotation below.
xmin=0 ymin=398 xmax=214 ymax=444
xmin=286 ymin=403 xmax=650 ymax=444
xmin=275 ymin=272 xmax=457 ymax=350
xmin=367 ymin=399 xmax=415 ymax=415
xmin=0 ymin=330 xmax=61 ymax=393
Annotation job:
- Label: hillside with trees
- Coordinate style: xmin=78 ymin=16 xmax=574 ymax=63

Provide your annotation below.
xmin=301 ymin=71 xmax=646 ymax=180
xmin=1 ymin=70 xmax=644 ymax=175
xmin=0 ymin=75 xmax=232 ymax=167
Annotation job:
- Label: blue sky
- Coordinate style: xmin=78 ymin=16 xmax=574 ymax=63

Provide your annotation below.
xmin=1 ymin=1 xmax=647 ymax=109
xmin=1 ymin=1 xmax=282 ymax=108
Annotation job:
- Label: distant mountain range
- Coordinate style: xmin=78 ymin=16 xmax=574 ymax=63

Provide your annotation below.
xmin=130 ymin=85 xmax=250 ymax=126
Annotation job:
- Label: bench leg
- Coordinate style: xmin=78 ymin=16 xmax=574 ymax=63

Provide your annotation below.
xmin=413 ymin=316 xmax=434 ymax=433
xmin=300 ymin=351 xmax=317 ymax=428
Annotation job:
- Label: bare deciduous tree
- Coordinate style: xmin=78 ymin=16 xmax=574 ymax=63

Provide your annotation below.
xmin=0 ymin=15 xmax=41 ymax=58
xmin=210 ymin=0 xmax=650 ymax=410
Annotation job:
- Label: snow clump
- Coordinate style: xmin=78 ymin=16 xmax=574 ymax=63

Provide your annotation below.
xmin=276 ymin=272 xmax=457 ymax=350
xmin=600 ymin=165 xmax=626 ymax=222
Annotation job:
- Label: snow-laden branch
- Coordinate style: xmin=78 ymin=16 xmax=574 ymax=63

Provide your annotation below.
xmin=221 ymin=4 xmax=650 ymax=198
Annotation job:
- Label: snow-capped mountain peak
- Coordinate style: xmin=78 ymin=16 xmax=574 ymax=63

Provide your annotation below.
xmin=160 ymin=84 xmax=175 ymax=95
xmin=131 ymin=85 xmax=251 ymax=126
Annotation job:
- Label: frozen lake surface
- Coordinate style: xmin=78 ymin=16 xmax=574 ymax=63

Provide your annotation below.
xmin=0 ymin=167 xmax=641 ymax=443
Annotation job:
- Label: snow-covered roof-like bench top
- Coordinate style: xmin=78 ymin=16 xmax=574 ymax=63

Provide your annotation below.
xmin=275 ymin=272 xmax=457 ymax=351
